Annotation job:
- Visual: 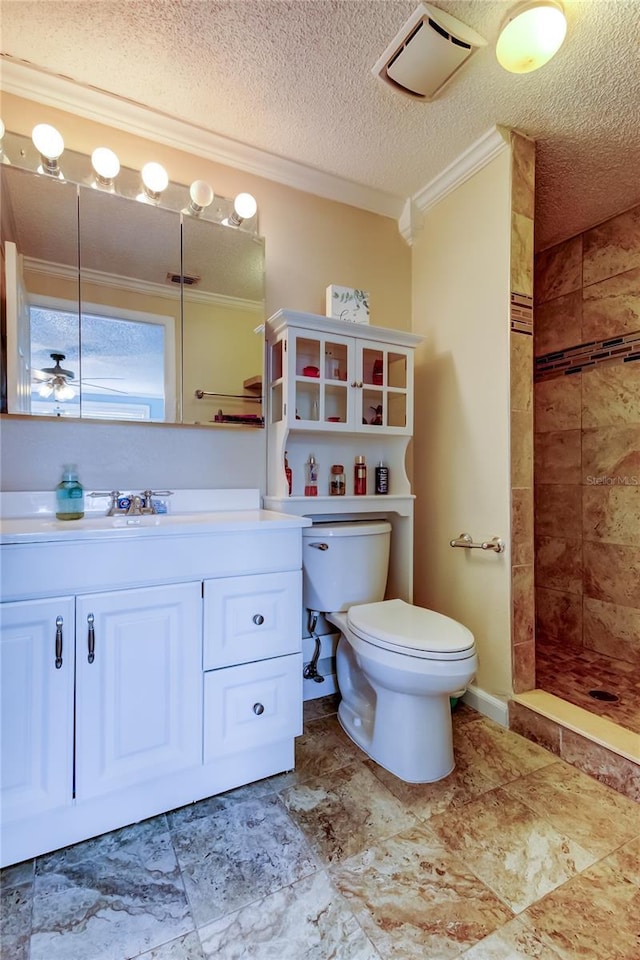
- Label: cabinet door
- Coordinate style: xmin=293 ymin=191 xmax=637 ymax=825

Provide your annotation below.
xmin=288 ymin=329 xmax=354 ymax=429
xmin=355 ymin=341 xmax=413 ymax=434
xmin=0 ymin=597 xmax=75 ymax=821
xmin=75 ymin=582 xmax=202 ymax=801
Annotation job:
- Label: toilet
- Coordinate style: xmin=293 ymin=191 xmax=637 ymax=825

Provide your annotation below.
xmin=302 ymin=520 xmax=477 ymax=783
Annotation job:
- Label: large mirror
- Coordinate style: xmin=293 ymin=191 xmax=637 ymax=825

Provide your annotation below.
xmin=0 ymin=141 xmax=265 ymax=426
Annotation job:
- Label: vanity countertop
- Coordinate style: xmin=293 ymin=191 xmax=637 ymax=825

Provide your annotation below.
xmin=0 ymin=509 xmax=312 ymax=545
xmin=0 ymin=489 xmax=312 ymax=545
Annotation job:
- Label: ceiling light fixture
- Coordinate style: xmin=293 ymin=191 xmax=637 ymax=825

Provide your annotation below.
xmin=31 ymin=123 xmax=64 ymax=176
xmin=139 ymin=161 xmax=169 ymax=203
xmin=91 ymin=146 xmax=120 ymax=188
xmin=186 ymin=179 xmax=214 ymax=216
xmin=496 ymin=1 xmax=567 ymax=74
xmin=225 ymin=192 xmax=257 ymax=227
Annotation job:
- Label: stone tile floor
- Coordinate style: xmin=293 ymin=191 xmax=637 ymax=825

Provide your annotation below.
xmin=536 ymin=637 xmax=640 ymax=735
xmin=1 ymin=696 xmax=639 ymax=960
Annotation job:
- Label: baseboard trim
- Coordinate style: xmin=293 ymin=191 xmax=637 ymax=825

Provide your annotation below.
xmin=462 ymin=684 xmax=509 ymax=727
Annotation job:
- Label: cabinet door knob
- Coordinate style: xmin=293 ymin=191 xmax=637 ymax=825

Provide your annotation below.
xmin=350 ymin=380 xmax=358 ymax=388
xmin=252 ymin=614 xmax=265 ymax=625
xmin=253 ymin=702 xmax=265 ymax=715
xmin=55 ymin=615 xmax=63 ymax=669
xmin=87 ymin=612 xmax=95 ymax=664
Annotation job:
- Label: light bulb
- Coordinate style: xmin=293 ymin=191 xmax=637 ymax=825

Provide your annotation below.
xmin=55 ymin=382 xmax=75 ymax=401
xmin=91 ymin=146 xmax=120 ymax=184
xmin=496 ymin=1 xmax=567 ymax=74
xmin=38 ymin=382 xmax=54 ymax=399
xmin=190 ymin=180 xmax=214 ymax=208
xmin=32 ymin=123 xmax=64 ymax=160
xmin=32 ymin=123 xmax=65 ymax=176
xmin=233 ymin=192 xmax=257 ymax=220
xmin=185 ymin=179 xmax=214 ymax=216
xmin=141 ymin=161 xmax=169 ymax=199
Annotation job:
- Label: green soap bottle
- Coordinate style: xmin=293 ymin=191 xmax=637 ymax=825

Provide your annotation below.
xmin=56 ymin=464 xmax=85 ymax=520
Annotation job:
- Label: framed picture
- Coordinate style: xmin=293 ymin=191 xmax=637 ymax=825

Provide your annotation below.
xmin=326 ymin=285 xmax=370 ymax=324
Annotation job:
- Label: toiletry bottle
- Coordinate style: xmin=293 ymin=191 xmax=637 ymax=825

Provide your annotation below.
xmin=329 ymin=464 xmax=345 ymax=496
xmin=375 ymin=461 xmax=389 ymax=495
xmin=354 ymin=455 xmax=367 ymax=495
xmin=56 ymin=464 xmax=85 ymax=520
xmin=284 ymin=451 xmax=293 ymax=496
xmin=305 ymin=454 xmax=319 ymax=496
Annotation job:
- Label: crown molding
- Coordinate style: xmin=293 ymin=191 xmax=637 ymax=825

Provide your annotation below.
xmin=25 ymin=257 xmax=262 ymax=312
xmin=1 ymin=56 xmax=404 ymax=220
xmin=413 ymin=125 xmax=509 ymax=217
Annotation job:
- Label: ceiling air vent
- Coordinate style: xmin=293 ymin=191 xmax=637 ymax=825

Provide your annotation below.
xmin=372 ymin=2 xmax=486 ymax=101
xmin=167 ymin=272 xmax=200 ymax=285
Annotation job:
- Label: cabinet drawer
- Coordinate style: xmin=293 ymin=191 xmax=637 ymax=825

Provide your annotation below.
xmin=204 ymin=654 xmax=302 ymax=761
xmin=203 ymin=571 xmax=301 ymax=669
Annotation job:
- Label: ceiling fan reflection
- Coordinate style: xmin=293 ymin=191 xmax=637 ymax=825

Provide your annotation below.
xmin=32 ymin=352 xmax=128 ymax=400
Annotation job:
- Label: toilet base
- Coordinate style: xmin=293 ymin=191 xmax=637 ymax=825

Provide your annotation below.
xmin=337 ymin=692 xmax=455 ymax=784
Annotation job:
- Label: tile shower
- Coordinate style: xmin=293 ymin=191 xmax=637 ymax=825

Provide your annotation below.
xmin=533 ymin=203 xmax=640 ymax=735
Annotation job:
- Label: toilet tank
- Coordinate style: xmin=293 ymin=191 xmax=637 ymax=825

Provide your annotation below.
xmin=302 ymin=520 xmax=391 ymax=613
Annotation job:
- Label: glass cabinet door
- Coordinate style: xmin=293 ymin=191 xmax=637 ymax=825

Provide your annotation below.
xmin=289 ymin=331 xmax=353 ymax=428
xmin=269 ymin=335 xmax=284 ymax=424
xmin=355 ymin=343 xmax=411 ymax=433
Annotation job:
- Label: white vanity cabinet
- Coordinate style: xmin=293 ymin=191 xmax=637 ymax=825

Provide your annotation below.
xmin=1 ymin=597 xmax=75 ymax=823
xmin=202 ymin=570 xmax=302 ymax=762
xmin=0 ymin=493 xmax=309 ymax=867
xmin=75 ymin=583 xmax=202 ymax=801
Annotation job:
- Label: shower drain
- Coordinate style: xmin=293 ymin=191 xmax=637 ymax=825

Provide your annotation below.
xmin=588 ymin=689 xmax=619 ymax=702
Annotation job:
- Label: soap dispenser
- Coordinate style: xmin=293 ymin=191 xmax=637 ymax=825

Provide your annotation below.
xmin=56 ymin=464 xmax=85 ymax=520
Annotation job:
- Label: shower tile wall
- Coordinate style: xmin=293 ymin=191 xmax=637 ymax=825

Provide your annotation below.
xmin=534 ymin=203 xmax=640 ymax=668
xmin=509 ymin=132 xmax=536 ymax=694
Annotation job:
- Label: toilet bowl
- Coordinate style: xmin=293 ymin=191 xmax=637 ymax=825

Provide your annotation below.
xmin=302 ymin=522 xmax=477 ymax=783
xmin=328 ymin=599 xmax=476 ymax=782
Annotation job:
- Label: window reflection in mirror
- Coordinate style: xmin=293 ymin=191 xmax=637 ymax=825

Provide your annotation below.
xmin=1 ymin=150 xmax=265 ymax=425
xmin=78 ymin=188 xmax=180 ymax=421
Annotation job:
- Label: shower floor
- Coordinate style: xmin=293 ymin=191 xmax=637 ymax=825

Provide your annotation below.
xmin=536 ymin=638 xmax=640 ymax=736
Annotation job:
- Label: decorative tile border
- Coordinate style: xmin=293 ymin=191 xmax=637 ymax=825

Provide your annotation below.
xmin=535 ymin=329 xmax=640 ymax=381
xmin=510 ymin=292 xmax=533 ymax=335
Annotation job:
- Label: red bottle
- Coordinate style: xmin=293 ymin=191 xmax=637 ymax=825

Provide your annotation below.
xmin=354 ymin=455 xmax=367 ymax=495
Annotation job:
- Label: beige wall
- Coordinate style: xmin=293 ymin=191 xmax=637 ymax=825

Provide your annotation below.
xmin=411 ymin=149 xmax=513 ymax=696
xmin=1 ymin=93 xmax=410 ymax=491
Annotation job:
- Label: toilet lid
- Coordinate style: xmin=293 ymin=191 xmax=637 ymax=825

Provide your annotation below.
xmin=347 ymin=599 xmax=475 ymax=659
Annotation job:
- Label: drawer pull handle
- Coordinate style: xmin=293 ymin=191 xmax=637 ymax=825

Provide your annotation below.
xmin=253 ymin=614 xmax=265 ymax=625
xmin=87 ymin=613 xmax=95 ymax=664
xmin=55 ymin=615 xmax=63 ymax=669
xmin=253 ymin=702 xmax=265 ymax=715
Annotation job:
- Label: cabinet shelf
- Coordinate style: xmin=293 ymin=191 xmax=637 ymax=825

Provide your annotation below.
xmin=264 ymin=494 xmax=415 ymax=518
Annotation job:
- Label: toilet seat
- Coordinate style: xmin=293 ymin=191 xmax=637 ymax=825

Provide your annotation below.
xmin=347 ymin=598 xmax=475 ymax=661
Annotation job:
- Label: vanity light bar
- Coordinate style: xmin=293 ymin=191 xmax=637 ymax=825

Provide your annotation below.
xmin=2 ymin=127 xmax=259 ymax=234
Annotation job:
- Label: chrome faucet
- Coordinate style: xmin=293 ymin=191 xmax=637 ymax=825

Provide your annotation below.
xmin=88 ymin=489 xmax=173 ymax=516
xmin=88 ymin=490 xmax=126 ymax=516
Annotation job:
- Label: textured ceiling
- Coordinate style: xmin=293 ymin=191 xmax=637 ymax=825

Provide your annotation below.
xmin=1 ymin=0 xmax=640 ymax=249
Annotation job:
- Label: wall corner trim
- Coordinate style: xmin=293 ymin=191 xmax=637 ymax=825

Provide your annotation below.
xmin=0 ymin=56 xmax=404 ymax=221
xmin=411 ymin=126 xmax=509 ymax=217
xmin=398 ymin=197 xmax=423 ymax=245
